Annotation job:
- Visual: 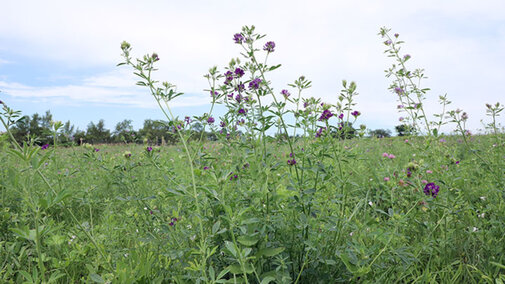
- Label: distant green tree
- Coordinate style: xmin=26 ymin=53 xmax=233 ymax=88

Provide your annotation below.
xmin=369 ymin=128 xmax=392 ymax=138
xmin=395 ymin=124 xmax=415 ymax=136
xmin=112 ymin=119 xmax=135 ymax=143
xmin=86 ymin=119 xmax=111 ymax=144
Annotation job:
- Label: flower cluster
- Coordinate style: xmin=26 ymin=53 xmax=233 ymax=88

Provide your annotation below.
xmin=281 ymin=89 xmax=290 ymax=98
xmin=318 ymin=109 xmax=333 ymax=121
xmin=382 ymin=152 xmax=395 ymax=159
xmin=263 ymin=41 xmax=275 ymax=52
xmin=248 ymin=78 xmax=261 ymax=90
xmin=423 ymin=182 xmax=440 ymax=198
xmin=41 ymin=144 xmax=49 ymax=150
xmin=169 ymin=217 xmax=178 ymax=226
xmin=233 ymin=33 xmax=244 ymax=44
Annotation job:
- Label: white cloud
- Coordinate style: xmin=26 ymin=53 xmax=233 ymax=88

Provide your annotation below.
xmin=0 ymin=69 xmax=211 ymax=109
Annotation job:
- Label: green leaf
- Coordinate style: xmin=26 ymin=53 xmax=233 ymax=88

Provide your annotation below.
xmin=257 ymin=247 xmax=285 ymax=257
xmin=237 ymin=235 xmax=258 ymax=246
xmin=212 ymin=221 xmax=221 ymax=234
xmin=228 ymin=263 xmax=254 ymax=274
xmin=224 ymin=241 xmax=237 ymax=257
xmin=18 ymin=270 xmax=33 ymax=282
xmin=260 ymin=276 xmax=276 ymax=284
xmin=268 ymin=64 xmax=281 ymax=71
xmin=89 ymin=273 xmax=105 ymax=283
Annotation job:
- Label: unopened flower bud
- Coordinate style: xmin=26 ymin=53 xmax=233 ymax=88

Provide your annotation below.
xmin=121 ymin=41 xmax=130 ymax=50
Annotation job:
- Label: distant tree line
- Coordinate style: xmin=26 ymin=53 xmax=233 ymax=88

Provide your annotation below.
xmin=8 ymin=110 xmax=217 ymax=146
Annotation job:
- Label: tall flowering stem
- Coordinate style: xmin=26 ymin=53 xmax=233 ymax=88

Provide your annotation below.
xmin=380 ymin=27 xmax=434 ymax=136
xmin=118 ymin=42 xmax=208 ymax=278
xmin=236 ymin=26 xmax=301 ymax=182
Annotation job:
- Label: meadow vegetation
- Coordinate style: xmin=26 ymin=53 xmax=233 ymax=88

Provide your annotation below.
xmin=0 ymin=26 xmax=504 ymax=283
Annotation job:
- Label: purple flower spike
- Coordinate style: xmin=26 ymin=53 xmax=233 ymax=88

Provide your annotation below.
xmin=287 ymin=159 xmax=296 ymax=166
xmin=235 ymin=94 xmax=242 ymax=103
xmin=41 ymin=144 xmax=49 ymax=150
xmin=319 ymin=109 xmax=334 ymax=121
xmin=235 ymin=83 xmax=245 ymax=92
xmin=263 ymin=41 xmax=276 ymax=52
xmin=233 ymin=33 xmax=245 ymax=44
xmin=423 ymin=182 xmax=440 ymax=198
xmin=234 ymin=68 xmax=245 ymax=78
xmin=207 ymin=117 xmax=215 ymax=124
xmin=248 ymin=78 xmax=261 ymax=90
xmin=281 ymin=89 xmax=290 ymax=98
xmin=147 ymin=146 xmax=153 ymax=152
xmin=238 ymin=108 xmax=247 ymax=115
xmin=351 ymin=110 xmax=361 ymax=117
xmin=394 ymin=87 xmax=404 ymax=95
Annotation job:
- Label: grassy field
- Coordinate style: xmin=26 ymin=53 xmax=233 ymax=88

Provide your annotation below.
xmin=1 ymin=133 xmax=504 ymax=283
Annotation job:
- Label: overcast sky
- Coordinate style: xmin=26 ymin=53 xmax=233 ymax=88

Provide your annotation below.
xmin=1 ymin=0 xmax=504 ymax=134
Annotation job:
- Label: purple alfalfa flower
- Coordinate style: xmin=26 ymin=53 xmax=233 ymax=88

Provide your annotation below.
xmin=233 ymin=33 xmax=245 ymax=44
xmin=319 ymin=109 xmax=333 ymax=121
xmin=394 ymin=87 xmax=404 ymax=95
xmin=403 ymin=54 xmax=411 ymax=61
xmin=229 ymin=172 xmax=238 ymax=181
xmin=238 ymin=108 xmax=247 ymax=115
xmin=399 ymin=117 xmax=404 ymax=122
xmin=423 ymin=182 xmax=440 ymax=198
xmin=151 ymin=53 xmax=159 ymax=62
xmin=439 ymin=138 xmax=446 ymax=143
xmin=315 ymin=127 xmax=325 ymax=138
xmin=248 ymin=78 xmax=261 ymax=90
xmin=184 ymin=116 xmax=192 ymax=124
xmin=461 ymin=112 xmax=469 ymax=121
xmin=351 ymin=110 xmax=361 ymax=117
xmin=0 ymin=99 xmax=4 ymax=105
xmin=207 ymin=117 xmax=215 ymax=124
xmin=287 ymin=159 xmax=296 ymax=166
xmin=263 ymin=41 xmax=275 ymax=52
xmin=41 ymin=144 xmax=49 ymax=150
xmin=220 ymin=121 xmax=226 ymax=128
xmin=234 ymin=67 xmax=245 ymax=78
xmin=281 ymin=89 xmax=290 ymax=98
xmin=210 ymin=91 xmax=219 ymax=97
xmin=235 ymin=83 xmax=245 ymax=93
xmin=94 ymin=148 xmax=100 ymax=152
xmin=237 ymin=119 xmax=245 ymax=126
xmin=203 ymin=166 xmax=209 ymax=170
xmin=235 ymin=94 xmax=242 ymax=103
xmin=224 ymin=71 xmax=233 ymax=84
xmin=384 ymin=40 xmax=392 ymax=45
xmin=289 ymin=152 xmax=294 ymax=157
xmin=397 ymin=104 xmax=404 ymax=109
xmin=338 ymin=113 xmax=344 ymax=120
xmin=303 ymin=102 xmax=309 ymax=108
xmin=394 ymin=33 xmax=399 ymax=38
xmin=146 ymin=146 xmax=153 ymax=152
